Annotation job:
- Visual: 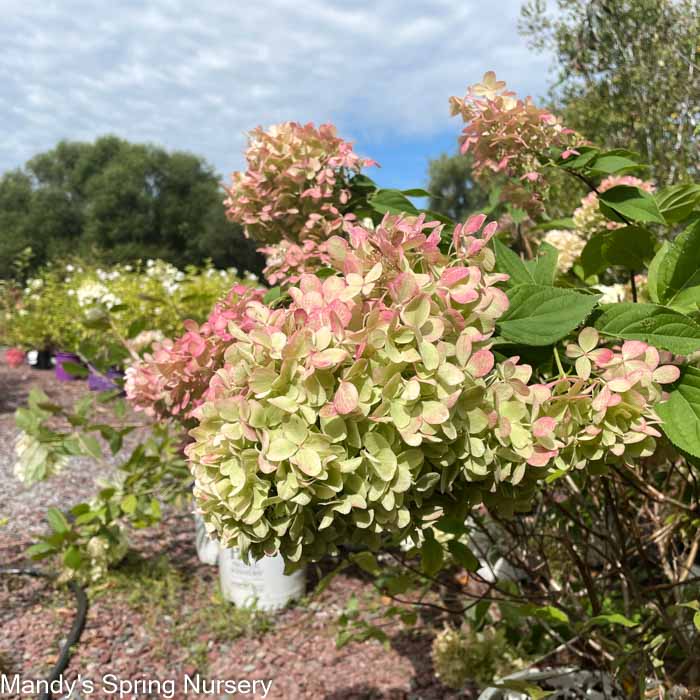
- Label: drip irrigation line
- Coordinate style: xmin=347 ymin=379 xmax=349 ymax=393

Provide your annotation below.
xmin=0 ymin=566 xmax=88 ymax=700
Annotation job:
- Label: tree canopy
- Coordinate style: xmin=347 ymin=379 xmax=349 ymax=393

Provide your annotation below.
xmin=0 ymin=136 xmax=263 ymax=278
xmin=520 ymin=0 xmax=700 ymax=186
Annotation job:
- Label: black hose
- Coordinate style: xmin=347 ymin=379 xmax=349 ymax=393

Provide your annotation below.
xmin=0 ymin=566 xmax=88 ymax=700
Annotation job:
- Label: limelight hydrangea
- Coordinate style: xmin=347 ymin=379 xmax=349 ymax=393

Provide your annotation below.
xmin=450 ymin=72 xmax=582 ymax=214
xmin=573 ymin=175 xmax=656 ymax=236
xmin=185 ymin=215 xmax=676 ymax=564
xmin=186 ymin=213 xmax=513 ymax=561
xmin=125 ymin=284 xmax=265 ymax=426
xmin=258 ymin=239 xmax=332 ymax=287
xmin=224 ymin=122 xmax=376 ymax=245
xmin=541 ymin=229 xmax=587 ymax=273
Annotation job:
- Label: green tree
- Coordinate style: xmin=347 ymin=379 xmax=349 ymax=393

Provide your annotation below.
xmin=0 ymin=136 xmax=262 ymax=278
xmin=426 ymin=152 xmax=490 ymax=221
xmin=520 ymin=0 xmax=700 ymax=185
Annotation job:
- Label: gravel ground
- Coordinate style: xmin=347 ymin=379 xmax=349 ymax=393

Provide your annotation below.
xmin=0 ymin=358 xmax=476 ymax=700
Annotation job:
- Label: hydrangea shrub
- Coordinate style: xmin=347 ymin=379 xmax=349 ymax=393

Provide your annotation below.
xmin=184 ymin=213 xmax=676 ymax=563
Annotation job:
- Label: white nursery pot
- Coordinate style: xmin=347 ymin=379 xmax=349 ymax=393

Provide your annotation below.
xmin=194 ymin=512 xmax=220 ymax=566
xmin=218 ymin=546 xmax=306 ymax=611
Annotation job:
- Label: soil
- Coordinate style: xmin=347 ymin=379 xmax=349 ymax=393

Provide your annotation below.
xmin=0 ymin=358 xmax=477 ymax=700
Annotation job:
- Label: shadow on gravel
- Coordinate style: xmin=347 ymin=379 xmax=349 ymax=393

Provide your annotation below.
xmin=0 ymin=370 xmax=31 ymax=414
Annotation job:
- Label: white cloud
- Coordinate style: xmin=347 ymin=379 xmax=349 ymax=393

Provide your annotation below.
xmin=0 ymin=0 xmax=552 ymax=176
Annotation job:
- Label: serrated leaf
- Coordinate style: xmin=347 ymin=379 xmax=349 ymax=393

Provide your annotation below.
xmin=656 ymin=183 xmax=700 ymax=224
xmin=598 ymin=185 xmax=665 ymax=224
xmin=580 ymin=226 xmax=655 ymax=276
xmin=370 ymin=189 xmax=419 ymax=216
xmin=657 ymin=366 xmax=700 ymax=458
xmin=595 ymin=303 xmax=700 ymax=355
xmin=498 ymin=285 xmax=600 ymax=346
xmin=655 ymin=220 xmax=700 ymax=312
xmin=589 ymin=150 xmax=643 ymax=175
xmin=532 ymin=242 xmax=558 ymax=285
xmin=647 ymin=241 xmax=671 ymax=304
xmin=492 ymin=238 xmax=535 ymax=286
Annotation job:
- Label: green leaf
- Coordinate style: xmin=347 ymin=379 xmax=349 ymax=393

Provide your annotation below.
xmin=531 ymin=242 xmax=558 ymax=285
xmin=587 ymin=613 xmax=638 ymax=628
xmin=127 ymin=318 xmax=147 ymax=339
xmin=534 ymin=606 xmax=570 ymax=624
xmin=400 ymin=188 xmax=431 ymax=198
xmin=62 ymin=361 xmax=88 ymax=378
xmin=493 ymin=680 xmax=552 ymax=700
xmin=263 ymin=286 xmax=282 ymax=305
xmin=492 ymin=239 xmax=535 ymax=286
xmin=369 ymin=189 xmax=419 ymax=216
xmin=598 ymin=185 xmax=665 ymax=224
xmin=647 ymin=241 xmax=671 ymax=304
xmin=557 ymin=145 xmax=598 ymax=170
xmin=657 ymin=366 xmax=700 ymax=458
xmin=655 ymin=220 xmax=700 ymax=312
xmin=595 ymin=303 xmax=700 ymax=355
xmin=351 ymin=551 xmax=381 ymax=576
xmin=656 ymin=183 xmax=700 ymax=224
xmin=78 ymin=433 xmax=102 ymax=460
xmin=589 ymin=150 xmax=643 ymax=175
xmin=447 ymin=540 xmax=480 ymax=572
xmin=120 ymin=493 xmax=138 ymax=514
xmin=63 ymin=546 xmax=83 ymax=570
xmin=26 ymin=541 xmax=55 ymax=559
xmin=420 ymin=537 xmax=444 ymax=577
xmin=580 ymin=226 xmax=655 ymax=276
xmin=498 ymin=286 xmax=600 ymax=346
xmin=47 ymin=507 xmax=69 ymax=534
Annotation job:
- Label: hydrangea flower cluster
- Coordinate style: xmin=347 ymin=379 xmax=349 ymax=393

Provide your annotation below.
xmin=185 ymin=236 xmax=675 ymax=563
xmin=125 ymin=284 xmax=265 ymax=426
xmin=186 ymin=213 xmax=513 ymax=561
xmin=450 ymin=72 xmax=582 ymax=214
xmin=258 ymin=239 xmax=332 ymax=286
xmin=573 ymin=175 xmax=656 ymax=236
xmin=223 ymin=122 xmax=376 ymax=246
xmin=76 ymin=280 xmax=122 ymax=310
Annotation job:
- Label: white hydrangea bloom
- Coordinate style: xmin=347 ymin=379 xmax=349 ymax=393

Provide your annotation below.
xmin=593 ymin=283 xmax=627 ymax=303
xmin=542 ymin=229 xmax=586 ymax=272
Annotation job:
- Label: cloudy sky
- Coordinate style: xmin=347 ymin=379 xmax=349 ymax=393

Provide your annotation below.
xmin=1 ymin=0 xmax=553 ymax=190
